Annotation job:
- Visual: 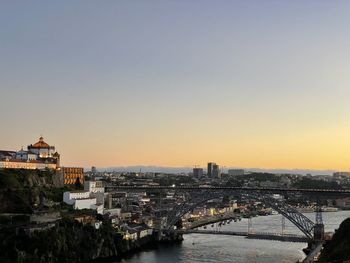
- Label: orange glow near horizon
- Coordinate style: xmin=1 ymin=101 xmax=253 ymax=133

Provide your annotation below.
xmin=52 ymin=122 xmax=350 ymax=171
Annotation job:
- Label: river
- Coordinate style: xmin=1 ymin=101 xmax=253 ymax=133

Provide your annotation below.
xmin=119 ymin=211 xmax=350 ymax=263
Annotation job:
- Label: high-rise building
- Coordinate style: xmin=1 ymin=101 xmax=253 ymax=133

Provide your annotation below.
xmin=207 ymin=162 xmax=215 ymax=177
xmin=91 ymin=166 xmax=97 ymax=174
xmin=212 ymin=164 xmax=220 ymax=178
xmin=193 ymin=168 xmax=203 ymax=178
xmin=207 ymin=162 xmax=220 ymax=178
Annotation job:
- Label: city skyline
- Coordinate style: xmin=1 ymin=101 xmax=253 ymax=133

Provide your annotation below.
xmin=2 ymin=1 xmax=350 ymax=170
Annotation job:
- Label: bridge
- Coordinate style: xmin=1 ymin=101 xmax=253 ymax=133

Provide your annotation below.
xmin=108 ymin=185 xmax=350 ymax=195
xmin=108 ymin=185 xmax=350 ymax=242
xmin=179 ymin=229 xmax=309 ymax=243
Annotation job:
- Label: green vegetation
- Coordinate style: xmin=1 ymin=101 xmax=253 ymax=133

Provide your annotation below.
xmin=226 ymin=178 xmax=243 ymax=187
xmin=244 ymin=173 xmax=280 ymax=182
xmin=225 ymin=173 xmax=279 ymax=186
xmin=154 ymin=175 xmax=195 ymax=186
xmin=0 ymin=215 xmax=157 ymax=263
xmin=0 ymin=169 xmax=56 ymax=188
xmin=0 ymin=217 xmax=123 ymax=263
xmin=292 ymin=178 xmax=342 ymax=190
xmin=0 ymin=169 xmax=77 ymax=214
xmin=319 ymin=218 xmax=350 ymax=262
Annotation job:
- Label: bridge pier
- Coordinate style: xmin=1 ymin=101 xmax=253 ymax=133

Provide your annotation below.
xmin=314 ymin=205 xmax=324 ymax=242
xmin=248 ymin=217 xmax=252 ymax=234
xmin=313 ymin=223 xmax=324 ymax=242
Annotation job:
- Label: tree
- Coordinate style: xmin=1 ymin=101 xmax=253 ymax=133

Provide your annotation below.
xmin=175 ymin=219 xmax=183 ymax=229
xmin=222 ymin=195 xmax=230 ymax=204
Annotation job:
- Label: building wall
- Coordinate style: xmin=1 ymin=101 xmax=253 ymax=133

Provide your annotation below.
xmin=104 ymin=208 xmax=122 ymax=217
xmin=336 ymin=197 xmax=350 ymax=209
xmin=84 ymin=181 xmax=104 ymax=193
xmin=16 ymin=152 xmax=38 ymax=161
xmin=91 ymin=203 xmax=104 ymax=214
xmin=63 ymin=186 xmax=105 ymax=215
xmin=0 ymin=160 xmax=57 ymax=170
xmin=139 ymin=229 xmax=149 ymax=239
xmin=63 ymin=191 xmax=90 ymax=204
xmin=212 ymin=164 xmax=220 ymax=178
xmin=62 ymin=167 xmax=84 ymax=185
xmin=90 ymin=192 xmax=105 ymax=205
xmin=28 ymin=147 xmax=55 ymax=157
xmin=193 ymin=168 xmax=203 ymax=178
xmin=74 ymin=198 xmax=97 ymax=210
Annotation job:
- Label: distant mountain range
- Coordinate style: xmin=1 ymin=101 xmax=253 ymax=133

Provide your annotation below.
xmin=92 ymin=165 xmax=337 ymax=176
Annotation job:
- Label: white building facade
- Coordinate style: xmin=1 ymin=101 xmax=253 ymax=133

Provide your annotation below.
xmin=0 ymin=136 xmax=60 ymax=170
xmin=63 ymin=181 xmax=105 ymax=214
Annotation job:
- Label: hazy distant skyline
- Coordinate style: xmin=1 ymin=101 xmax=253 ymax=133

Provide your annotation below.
xmin=2 ymin=1 xmax=350 ymax=170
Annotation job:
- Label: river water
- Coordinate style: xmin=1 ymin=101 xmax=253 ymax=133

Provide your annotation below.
xmin=120 ymin=211 xmax=350 ymax=263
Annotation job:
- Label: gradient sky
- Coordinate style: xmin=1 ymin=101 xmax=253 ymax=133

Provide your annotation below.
xmin=1 ymin=1 xmax=350 ymax=170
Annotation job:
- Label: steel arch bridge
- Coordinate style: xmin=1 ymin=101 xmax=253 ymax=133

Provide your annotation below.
xmin=164 ymin=189 xmax=315 ymax=240
xmin=108 ymin=186 xmax=346 ymax=241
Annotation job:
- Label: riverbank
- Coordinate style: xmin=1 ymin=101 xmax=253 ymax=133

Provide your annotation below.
xmin=120 ymin=211 xmax=350 ymax=263
xmin=0 ymin=217 xmax=183 ymax=263
xmin=95 ymin=236 xmax=184 ymax=263
xmin=318 ymin=217 xmax=350 ymax=262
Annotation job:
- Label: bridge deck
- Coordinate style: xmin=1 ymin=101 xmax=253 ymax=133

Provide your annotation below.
xmin=107 ymin=185 xmax=350 ymax=195
xmin=179 ymin=229 xmax=309 ymax=243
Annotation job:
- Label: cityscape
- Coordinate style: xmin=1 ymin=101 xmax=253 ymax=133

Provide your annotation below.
xmin=1 ymin=136 xmax=350 ymax=262
xmin=2 ymin=1 xmax=350 ymax=263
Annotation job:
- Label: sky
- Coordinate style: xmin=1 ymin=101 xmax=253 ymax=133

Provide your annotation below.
xmin=1 ymin=1 xmax=350 ymax=171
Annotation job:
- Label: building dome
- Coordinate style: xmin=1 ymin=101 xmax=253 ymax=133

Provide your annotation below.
xmin=31 ymin=136 xmax=50 ymax=148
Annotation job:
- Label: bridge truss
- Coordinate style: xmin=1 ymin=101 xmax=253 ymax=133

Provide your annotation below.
xmin=164 ymin=189 xmax=315 ymax=240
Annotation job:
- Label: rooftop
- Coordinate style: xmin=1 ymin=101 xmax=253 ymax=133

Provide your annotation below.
xmin=29 ymin=136 xmax=53 ymax=149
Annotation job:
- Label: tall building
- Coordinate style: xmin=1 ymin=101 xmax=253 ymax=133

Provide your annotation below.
xmin=212 ymin=164 xmax=220 ymax=178
xmin=207 ymin=162 xmax=215 ymax=177
xmin=91 ymin=166 xmax=97 ymax=174
xmin=193 ymin=168 xmax=203 ymax=178
xmin=208 ymin=162 xmax=220 ymax=178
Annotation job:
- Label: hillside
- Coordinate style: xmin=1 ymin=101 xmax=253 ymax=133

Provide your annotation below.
xmin=318 ymin=218 xmax=350 ymax=263
xmin=0 ymin=169 xmax=65 ymax=214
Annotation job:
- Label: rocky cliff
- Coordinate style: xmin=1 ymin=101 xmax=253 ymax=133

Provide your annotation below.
xmin=318 ymin=217 xmax=350 ymax=263
xmin=0 ymin=169 xmax=65 ymax=214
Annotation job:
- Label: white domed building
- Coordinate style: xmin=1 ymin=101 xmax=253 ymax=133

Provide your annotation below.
xmin=0 ymin=136 xmax=60 ymax=170
xmin=27 ymin=136 xmax=56 ymax=158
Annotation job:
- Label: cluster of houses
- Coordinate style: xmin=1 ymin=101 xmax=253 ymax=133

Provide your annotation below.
xmin=63 ymin=180 xmax=155 ymax=241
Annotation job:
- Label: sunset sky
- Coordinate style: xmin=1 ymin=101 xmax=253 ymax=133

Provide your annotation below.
xmin=1 ymin=1 xmax=350 ymax=170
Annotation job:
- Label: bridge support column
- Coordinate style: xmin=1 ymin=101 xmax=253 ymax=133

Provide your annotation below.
xmin=281 ymin=216 xmax=285 ymax=237
xmin=314 ymin=205 xmax=324 ymax=242
xmin=248 ymin=217 xmax=252 ymax=234
xmin=314 ymin=223 xmax=324 ymax=242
